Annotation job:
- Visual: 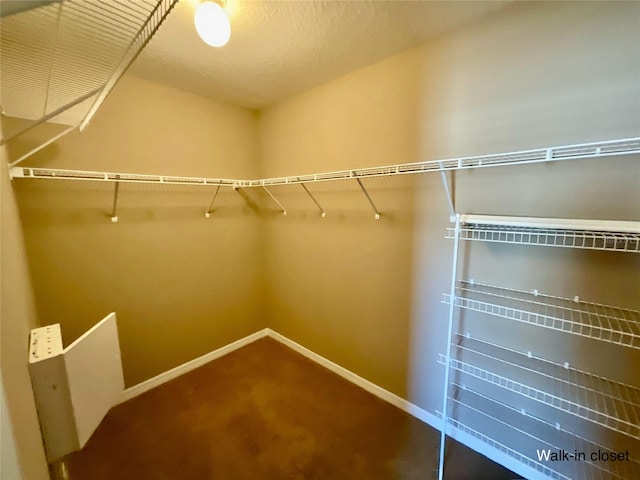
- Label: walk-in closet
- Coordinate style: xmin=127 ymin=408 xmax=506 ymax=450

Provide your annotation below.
xmin=1 ymin=1 xmax=638 ymax=480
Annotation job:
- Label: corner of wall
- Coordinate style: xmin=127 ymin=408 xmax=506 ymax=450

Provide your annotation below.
xmin=1 ymin=122 xmax=50 ymax=480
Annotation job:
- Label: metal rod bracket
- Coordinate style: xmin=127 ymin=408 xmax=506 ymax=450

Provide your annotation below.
xmin=205 ymin=185 xmax=221 ymax=218
xmin=300 ymin=183 xmax=325 ymax=218
xmin=111 ymin=176 xmax=120 ymax=223
xmin=355 ymin=177 xmax=380 ymax=220
xmin=439 ymin=162 xmax=456 ymax=222
xmin=262 ymin=186 xmax=287 ymax=215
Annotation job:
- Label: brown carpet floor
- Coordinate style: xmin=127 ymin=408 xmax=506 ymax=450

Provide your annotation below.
xmin=67 ymin=337 xmax=519 ymax=480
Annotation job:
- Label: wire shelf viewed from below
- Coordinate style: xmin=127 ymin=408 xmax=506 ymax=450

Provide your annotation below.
xmin=1 ymin=0 xmax=178 ymax=136
xmin=1 ymin=0 xmax=180 ymax=172
xmin=443 ymin=281 xmax=640 ymax=349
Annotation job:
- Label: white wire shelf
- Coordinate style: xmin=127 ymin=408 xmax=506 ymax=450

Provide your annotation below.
xmin=9 ymin=136 xmax=640 ymax=187
xmin=435 ymin=410 xmax=570 ymax=480
xmin=446 ymin=217 xmax=640 ymax=252
xmin=1 ymin=0 xmax=178 ymax=148
xmin=453 ymin=333 xmax=640 ymax=417
xmin=443 ymin=281 xmax=640 ymax=349
xmin=438 ymin=334 xmax=640 ymax=439
xmin=457 ymin=215 xmax=640 ymax=234
xmin=444 ymin=384 xmax=640 ymax=480
xmin=243 ymin=137 xmax=640 ymax=187
xmin=9 ymin=167 xmax=239 ymax=187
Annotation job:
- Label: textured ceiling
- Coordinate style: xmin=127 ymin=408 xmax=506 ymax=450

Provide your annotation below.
xmin=131 ymin=0 xmax=511 ymax=110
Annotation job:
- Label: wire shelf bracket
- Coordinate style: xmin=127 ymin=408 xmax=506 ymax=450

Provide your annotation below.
xmin=355 ymin=177 xmax=380 ymax=220
xmin=262 ymin=186 xmax=287 ymax=216
xmin=110 ymin=176 xmax=121 ymax=223
xmin=300 ymin=183 xmax=326 ymax=218
xmin=204 ymin=185 xmax=222 ymax=219
xmin=439 ymin=161 xmax=456 ymax=221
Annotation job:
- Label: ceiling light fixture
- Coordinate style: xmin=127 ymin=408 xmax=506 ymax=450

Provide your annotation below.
xmin=194 ymin=1 xmax=230 ymax=48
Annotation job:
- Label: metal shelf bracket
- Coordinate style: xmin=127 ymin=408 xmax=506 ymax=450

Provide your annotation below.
xmin=355 ymin=177 xmax=380 ymax=220
xmin=262 ymin=186 xmax=287 ymax=216
xmin=110 ymin=176 xmax=120 ymax=223
xmin=204 ymin=186 xmax=221 ymax=218
xmin=439 ymin=161 xmax=456 ymax=221
xmin=300 ymin=183 xmax=325 ymax=218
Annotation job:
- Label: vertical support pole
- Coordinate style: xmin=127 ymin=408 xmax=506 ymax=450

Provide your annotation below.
xmin=262 ymin=186 xmax=287 ymax=215
xmin=438 ymin=213 xmax=461 ymax=480
xmin=50 ymin=460 xmax=70 ymax=480
xmin=300 ymin=183 xmax=326 ymax=218
xmin=111 ymin=176 xmax=120 ymax=223
xmin=205 ymin=185 xmax=221 ymax=218
xmin=355 ymin=178 xmax=380 ymax=220
xmin=439 ymin=162 xmax=455 ymax=222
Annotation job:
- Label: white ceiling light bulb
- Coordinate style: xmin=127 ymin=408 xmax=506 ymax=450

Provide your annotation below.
xmin=194 ymin=1 xmax=231 ymax=48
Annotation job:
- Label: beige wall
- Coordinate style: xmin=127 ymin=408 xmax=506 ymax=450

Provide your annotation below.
xmin=1 ymin=120 xmax=50 ymax=479
xmin=7 ymin=75 xmax=263 ymax=387
xmin=3 ymin=1 xmax=639 ymax=475
xmin=259 ymin=0 xmax=640 ymax=417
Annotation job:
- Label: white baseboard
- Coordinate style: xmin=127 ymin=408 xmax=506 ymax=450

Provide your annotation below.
xmin=117 ymin=327 xmax=438 ymax=431
xmin=265 ymin=328 xmax=440 ymax=431
xmin=117 ymin=329 xmax=269 ymax=404
xmin=117 ymin=328 xmax=543 ymax=479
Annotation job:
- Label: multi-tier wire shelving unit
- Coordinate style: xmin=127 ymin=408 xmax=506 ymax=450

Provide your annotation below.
xmin=438 ymin=212 xmax=640 ymax=480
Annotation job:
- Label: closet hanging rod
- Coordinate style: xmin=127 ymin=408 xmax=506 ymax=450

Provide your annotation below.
xmin=9 ymin=136 xmax=639 ymax=188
